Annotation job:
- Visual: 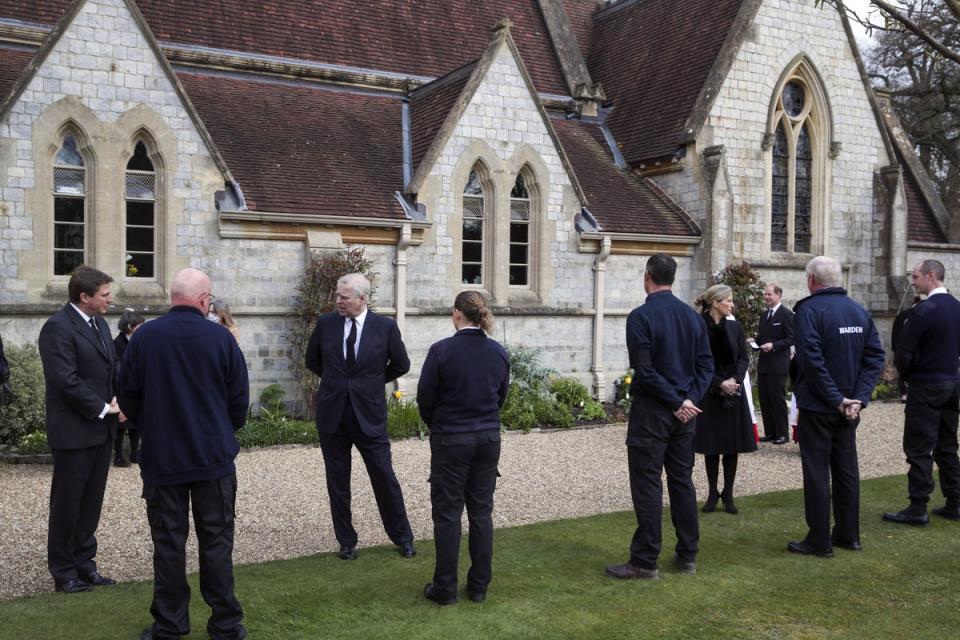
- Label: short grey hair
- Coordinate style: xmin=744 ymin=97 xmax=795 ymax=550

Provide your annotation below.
xmin=337 ymin=273 xmax=371 ymax=299
xmin=805 ymin=256 xmax=843 ymax=288
xmin=918 ymin=259 xmax=945 ymax=282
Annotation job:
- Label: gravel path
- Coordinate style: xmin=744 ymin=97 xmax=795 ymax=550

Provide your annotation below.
xmin=0 ymin=402 xmax=910 ymax=600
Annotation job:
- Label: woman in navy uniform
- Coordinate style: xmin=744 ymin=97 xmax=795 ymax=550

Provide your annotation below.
xmin=695 ymin=284 xmax=757 ymax=514
xmin=417 ymin=291 xmax=510 ymax=605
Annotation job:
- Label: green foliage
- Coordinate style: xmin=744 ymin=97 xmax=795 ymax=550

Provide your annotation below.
xmin=612 ymin=368 xmax=634 ymax=413
xmin=871 ymin=382 xmax=899 ymax=402
xmin=580 ymin=399 xmax=607 ymax=421
xmin=16 ymin=430 xmax=49 ymax=455
xmin=236 ymin=417 xmax=318 ymax=448
xmin=711 ymin=262 xmax=767 ymax=340
xmin=532 ymin=393 xmax=574 ymax=428
xmin=386 ymin=395 xmax=426 ymax=440
xmin=506 ymin=345 xmax=556 ymax=391
xmin=0 ymin=343 xmax=47 ymax=446
xmin=287 ymin=247 xmax=377 ymax=417
xmin=500 ymin=384 xmax=538 ymax=432
xmin=259 ymin=384 xmax=286 ymax=414
xmin=549 ymin=377 xmax=591 ymax=408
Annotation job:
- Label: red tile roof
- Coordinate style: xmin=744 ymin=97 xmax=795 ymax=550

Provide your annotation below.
xmin=177 ymin=71 xmax=405 ymax=218
xmin=903 ymin=159 xmax=946 ymax=243
xmin=408 ymin=63 xmax=475 ymax=182
xmin=132 ymin=0 xmax=570 ymax=96
xmin=552 ymin=116 xmax=699 ymax=236
xmin=588 ymin=0 xmax=744 ymax=164
xmin=0 ymin=0 xmax=71 ymax=25
xmin=0 ymin=45 xmax=33 ymax=103
xmin=564 ymin=0 xmax=599 ymax=62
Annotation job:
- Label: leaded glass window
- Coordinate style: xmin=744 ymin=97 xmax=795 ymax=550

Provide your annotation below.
xmin=125 ymin=141 xmax=155 ymax=278
xmin=53 ymin=134 xmax=85 ymax=275
xmin=509 ymin=173 xmax=530 ymax=286
xmin=795 ymin=125 xmax=812 ymax=253
xmin=462 ymin=169 xmax=484 ymax=285
xmin=771 ymin=124 xmax=789 ymax=252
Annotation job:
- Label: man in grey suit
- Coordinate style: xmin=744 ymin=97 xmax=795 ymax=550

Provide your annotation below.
xmin=305 ymin=273 xmax=415 ymax=561
xmin=38 ymin=266 xmax=121 ymax=593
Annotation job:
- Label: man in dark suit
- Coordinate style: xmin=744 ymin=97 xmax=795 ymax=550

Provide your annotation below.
xmin=884 ymin=259 xmax=960 ymax=525
xmin=38 ymin=266 xmax=121 ymax=593
xmin=118 ymin=268 xmax=249 ymax=640
xmin=606 ymin=254 xmax=714 ymax=580
xmin=305 ymin=272 xmax=415 ymax=560
xmin=757 ymin=284 xmax=794 ymax=444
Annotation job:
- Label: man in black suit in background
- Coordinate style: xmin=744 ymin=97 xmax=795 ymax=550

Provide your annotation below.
xmin=757 ymin=284 xmax=794 ymax=444
xmin=305 ymin=273 xmax=415 ymax=560
xmin=38 ymin=266 xmax=121 ymax=593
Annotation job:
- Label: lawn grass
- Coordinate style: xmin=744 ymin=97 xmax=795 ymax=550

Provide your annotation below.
xmin=3 ymin=475 xmax=958 ymax=639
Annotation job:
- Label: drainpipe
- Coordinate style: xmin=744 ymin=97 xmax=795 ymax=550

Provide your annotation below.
xmin=393 ymin=222 xmax=413 ymax=394
xmin=591 ymin=234 xmax=612 ymax=399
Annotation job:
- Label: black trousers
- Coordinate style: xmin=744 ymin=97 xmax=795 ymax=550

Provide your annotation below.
xmin=114 ymin=425 xmax=140 ymax=462
xmin=758 ymin=373 xmax=789 ymax=439
xmin=429 ymin=430 xmax=501 ymax=598
xmin=318 ymin=400 xmax=413 ymax=546
xmin=797 ymin=410 xmax=860 ymax=551
xmin=48 ymin=440 xmax=112 ymax=585
xmin=903 ymin=380 xmax=960 ymax=504
xmin=142 ymin=473 xmax=243 ymax=640
xmin=627 ymin=400 xmax=698 ymax=569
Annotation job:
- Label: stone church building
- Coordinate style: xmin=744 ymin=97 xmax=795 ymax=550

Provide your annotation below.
xmin=0 ymin=0 xmax=955 ymax=402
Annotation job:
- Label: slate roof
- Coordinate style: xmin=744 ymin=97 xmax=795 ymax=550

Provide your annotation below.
xmin=588 ymin=0 xmax=744 ymax=164
xmin=552 ymin=116 xmax=700 ymax=236
xmin=178 ymin=71 xmax=405 ymax=218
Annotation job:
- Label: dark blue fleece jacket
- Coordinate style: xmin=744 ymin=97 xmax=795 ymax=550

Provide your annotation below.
xmin=118 ymin=306 xmax=249 ymax=486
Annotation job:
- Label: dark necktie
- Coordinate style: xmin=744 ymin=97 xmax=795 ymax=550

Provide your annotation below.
xmin=89 ymin=318 xmax=106 ymax=352
xmin=346 ymin=318 xmax=357 ymax=368
xmin=766 ymin=309 xmax=773 ymax=323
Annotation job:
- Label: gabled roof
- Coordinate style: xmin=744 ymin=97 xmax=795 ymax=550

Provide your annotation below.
xmin=588 ymin=0 xmax=747 ymax=164
xmin=408 ymin=61 xmax=476 ymax=184
xmin=0 ymin=44 xmax=32 ymax=101
xmin=117 ymin=0 xmax=569 ymax=97
xmin=179 ymin=71 xmax=405 ymax=219
xmin=876 ymin=93 xmax=952 ymax=244
xmin=405 ymin=20 xmax=587 ymax=206
xmin=551 ymin=115 xmax=700 ymax=237
xmin=0 ymin=0 xmax=237 ymax=188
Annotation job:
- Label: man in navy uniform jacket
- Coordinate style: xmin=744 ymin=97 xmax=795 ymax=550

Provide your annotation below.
xmin=789 ymin=256 xmax=884 ymax=558
xmin=884 ymin=259 xmax=960 ymax=525
xmin=38 ymin=266 xmax=121 ymax=594
xmin=118 ymin=268 xmax=249 ymax=640
xmin=305 ymin=272 xmax=415 ymax=560
xmin=606 ymin=254 xmax=714 ymax=580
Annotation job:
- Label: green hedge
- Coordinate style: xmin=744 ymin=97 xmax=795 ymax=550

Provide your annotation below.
xmin=0 ymin=343 xmax=47 ymax=446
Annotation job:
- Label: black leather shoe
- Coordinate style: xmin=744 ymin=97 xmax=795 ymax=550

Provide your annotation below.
xmin=465 ymin=588 xmax=486 ymax=603
xmin=882 ymin=508 xmax=929 ymax=526
xmin=772 ymin=437 xmax=788 ymax=445
xmin=787 ymin=541 xmax=833 ymax=558
xmin=338 ymin=544 xmax=358 ymax=560
xmin=424 ymin=583 xmax=458 ymax=605
xmin=55 ymin=578 xmax=92 ymax=593
xmin=932 ymin=505 xmax=960 ymax=521
xmin=721 ymin=495 xmax=738 ymax=515
xmin=701 ymin=492 xmax=718 ymax=513
xmin=759 ymin=435 xmax=774 ymax=442
xmin=114 ymin=458 xmax=131 ymax=468
xmin=81 ymin=571 xmax=116 ymax=586
xmin=398 ymin=541 xmax=416 ymax=558
xmin=673 ymin=554 xmax=696 ymax=575
xmin=604 ymin=563 xmax=659 ymax=580
xmin=832 ymin=539 xmax=863 ymax=551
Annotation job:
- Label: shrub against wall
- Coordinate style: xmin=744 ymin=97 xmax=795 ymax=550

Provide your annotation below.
xmin=0 ymin=343 xmax=46 ymax=446
xmin=287 ymin=247 xmax=377 ymax=417
xmin=711 ymin=262 xmax=766 ymax=341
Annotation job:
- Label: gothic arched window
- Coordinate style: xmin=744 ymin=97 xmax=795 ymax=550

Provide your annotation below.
xmin=53 ymin=133 xmax=86 ymax=275
xmin=125 ymin=141 xmax=156 ymax=278
xmin=462 ymin=168 xmax=485 ymax=285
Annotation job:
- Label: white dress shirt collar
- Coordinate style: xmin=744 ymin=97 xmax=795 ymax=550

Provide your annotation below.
xmin=70 ymin=303 xmax=94 ymax=325
xmin=928 ymin=287 xmax=948 ymax=297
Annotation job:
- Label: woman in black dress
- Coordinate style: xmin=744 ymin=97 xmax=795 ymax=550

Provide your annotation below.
xmin=694 ymin=284 xmax=757 ymax=514
xmin=417 ymin=291 xmax=510 ymax=605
